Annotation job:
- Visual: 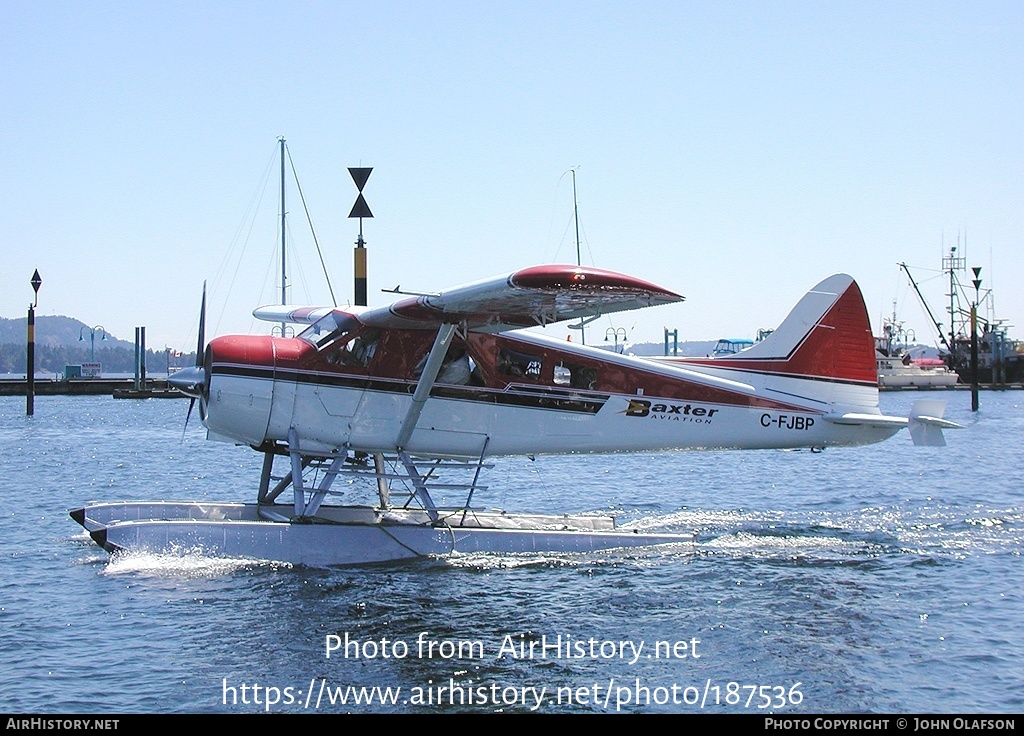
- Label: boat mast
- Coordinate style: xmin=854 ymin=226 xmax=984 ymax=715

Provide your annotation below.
xmin=899 ymin=261 xmax=949 ymax=351
xmin=279 ymin=136 xmax=287 ymax=336
xmin=571 ymin=168 xmax=585 ymax=345
xmin=942 ymin=240 xmax=967 ymax=358
xmin=572 ymin=168 xmax=581 ymax=271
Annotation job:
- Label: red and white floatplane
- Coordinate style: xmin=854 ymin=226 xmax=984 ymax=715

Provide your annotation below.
xmin=72 ymin=266 xmax=959 ymax=566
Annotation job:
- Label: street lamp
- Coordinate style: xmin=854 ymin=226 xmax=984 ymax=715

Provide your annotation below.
xmin=604 ymin=327 xmax=628 ymax=354
xmin=27 ymin=270 xmax=42 ymax=416
xmin=79 ymin=325 xmax=108 ymax=361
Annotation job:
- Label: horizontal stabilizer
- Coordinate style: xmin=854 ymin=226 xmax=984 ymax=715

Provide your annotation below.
xmin=826 ymin=412 xmax=908 ymax=429
xmin=908 ymin=399 xmax=960 ymax=447
xmin=825 ymin=399 xmax=961 ymax=447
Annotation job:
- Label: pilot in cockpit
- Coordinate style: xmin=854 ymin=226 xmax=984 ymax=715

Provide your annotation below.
xmin=437 ymin=346 xmax=472 ymax=385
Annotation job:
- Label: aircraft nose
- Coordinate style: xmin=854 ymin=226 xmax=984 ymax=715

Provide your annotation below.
xmin=167 ymin=365 xmax=206 ymax=399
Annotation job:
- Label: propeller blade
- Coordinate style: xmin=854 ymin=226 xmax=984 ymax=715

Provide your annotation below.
xmin=175 ymin=282 xmax=210 ymax=440
xmin=196 ymin=281 xmax=206 ymax=367
xmin=183 ymin=397 xmax=195 ymax=440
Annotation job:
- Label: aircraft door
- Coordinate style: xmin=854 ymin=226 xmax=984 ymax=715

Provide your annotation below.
xmin=265 ymin=368 xmax=297 ymax=441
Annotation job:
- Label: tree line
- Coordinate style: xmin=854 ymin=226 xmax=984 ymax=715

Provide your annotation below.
xmin=0 ymin=343 xmax=197 ymax=376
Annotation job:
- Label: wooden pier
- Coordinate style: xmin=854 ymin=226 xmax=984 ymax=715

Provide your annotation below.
xmin=879 ymin=383 xmax=1024 ymax=392
xmin=0 ymin=378 xmax=185 ymax=398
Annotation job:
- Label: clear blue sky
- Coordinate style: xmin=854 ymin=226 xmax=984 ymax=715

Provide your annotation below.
xmin=3 ymin=1 xmax=1022 ymax=351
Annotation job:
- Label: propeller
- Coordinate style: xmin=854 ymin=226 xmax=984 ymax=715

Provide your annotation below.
xmin=168 ymin=282 xmax=210 ymax=432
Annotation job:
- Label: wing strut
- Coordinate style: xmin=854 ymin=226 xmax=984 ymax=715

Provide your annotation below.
xmin=395 ymin=323 xmax=457 ymax=450
xmin=285 ymin=427 xmax=349 ymax=518
xmin=257 ymin=449 xmax=312 ymax=507
xmin=397 ymin=451 xmax=441 ymax=523
xmin=373 ymin=452 xmax=389 ymax=507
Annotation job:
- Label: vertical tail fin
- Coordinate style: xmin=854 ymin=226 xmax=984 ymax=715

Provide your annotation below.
xmin=709 ymin=274 xmax=878 ymax=385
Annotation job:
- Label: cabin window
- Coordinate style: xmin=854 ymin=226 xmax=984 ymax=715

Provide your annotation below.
xmin=299 ymin=313 xmax=360 ymax=350
xmin=498 ymin=348 xmax=542 ymax=380
xmin=438 ymin=346 xmax=473 ymax=385
xmin=412 ymin=343 xmax=479 ymax=385
xmin=553 ymin=361 xmax=598 ymax=389
xmin=325 ymin=329 xmax=380 ymax=368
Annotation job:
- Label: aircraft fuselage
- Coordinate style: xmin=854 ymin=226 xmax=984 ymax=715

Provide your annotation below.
xmin=203 ymin=325 xmax=895 ymax=457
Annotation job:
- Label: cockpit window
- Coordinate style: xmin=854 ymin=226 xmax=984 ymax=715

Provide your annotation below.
xmin=412 ymin=343 xmax=477 ymax=385
xmin=298 ymin=312 xmax=361 ymax=350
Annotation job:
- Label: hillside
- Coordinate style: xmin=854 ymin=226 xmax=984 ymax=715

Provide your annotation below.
xmin=0 ymin=315 xmax=196 ymax=374
xmin=0 ymin=315 xmax=137 ymax=349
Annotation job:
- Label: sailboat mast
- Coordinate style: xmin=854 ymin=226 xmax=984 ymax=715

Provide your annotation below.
xmin=571 ymin=168 xmax=585 ymax=345
xmin=572 ymin=168 xmax=581 ymax=268
xmin=279 ymin=136 xmax=287 ymax=335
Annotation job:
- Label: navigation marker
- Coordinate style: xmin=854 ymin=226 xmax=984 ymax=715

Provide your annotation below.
xmin=348 ymin=167 xmax=373 ymax=306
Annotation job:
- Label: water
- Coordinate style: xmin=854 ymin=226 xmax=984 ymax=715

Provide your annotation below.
xmin=0 ymin=392 xmax=1021 ymax=713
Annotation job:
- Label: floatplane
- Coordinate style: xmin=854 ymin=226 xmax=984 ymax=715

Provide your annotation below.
xmin=72 ymin=265 xmax=959 ymax=566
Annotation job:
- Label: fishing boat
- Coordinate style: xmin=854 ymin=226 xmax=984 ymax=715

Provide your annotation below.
xmin=875 ymin=317 xmax=958 ymax=389
xmin=876 ymin=351 xmax=959 ymax=389
xmin=900 ymin=250 xmax=1024 ymax=385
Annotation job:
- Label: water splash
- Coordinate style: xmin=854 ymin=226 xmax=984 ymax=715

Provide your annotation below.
xmin=101 ymin=545 xmax=291 ymax=578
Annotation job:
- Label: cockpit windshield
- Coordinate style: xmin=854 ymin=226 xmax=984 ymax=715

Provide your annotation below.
xmin=298 ymin=312 xmax=360 ymax=350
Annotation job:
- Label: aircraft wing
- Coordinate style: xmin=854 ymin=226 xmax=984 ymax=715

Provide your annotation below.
xmin=357 ymin=264 xmax=684 ymax=333
xmin=250 ymin=305 xmax=339 ymax=325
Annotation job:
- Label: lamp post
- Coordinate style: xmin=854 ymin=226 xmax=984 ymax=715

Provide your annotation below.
xmin=604 ymin=327 xmax=627 ymax=354
xmin=79 ymin=325 xmax=107 ymax=361
xmin=27 ymin=270 xmax=42 ymax=416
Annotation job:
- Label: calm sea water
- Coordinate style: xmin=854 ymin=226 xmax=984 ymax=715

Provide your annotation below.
xmin=0 ymin=391 xmax=1020 ymax=714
